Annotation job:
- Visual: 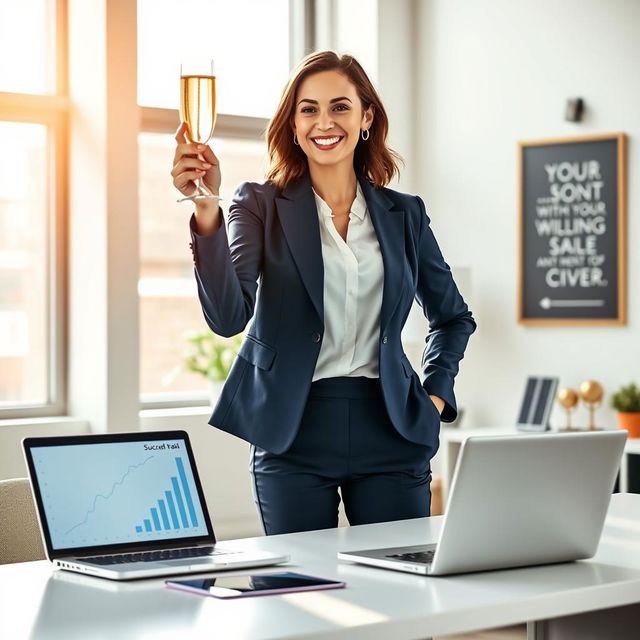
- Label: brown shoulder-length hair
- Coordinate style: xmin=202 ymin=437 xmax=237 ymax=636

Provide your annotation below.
xmin=265 ymin=51 xmax=403 ymax=189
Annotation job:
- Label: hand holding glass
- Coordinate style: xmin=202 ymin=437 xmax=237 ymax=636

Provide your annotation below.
xmin=177 ymin=59 xmax=218 ymax=202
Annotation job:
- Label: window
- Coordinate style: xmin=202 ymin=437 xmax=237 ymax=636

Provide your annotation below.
xmin=137 ymin=0 xmax=292 ymax=405
xmin=0 ymin=124 xmax=48 ymax=408
xmin=137 ymin=0 xmax=290 ymax=117
xmin=0 ymin=0 xmax=56 ymax=95
xmin=138 ymin=132 xmax=267 ymax=400
xmin=0 ymin=0 xmax=66 ymax=417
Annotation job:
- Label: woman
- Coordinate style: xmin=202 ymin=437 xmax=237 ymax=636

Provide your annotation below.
xmin=171 ymin=51 xmax=476 ymax=535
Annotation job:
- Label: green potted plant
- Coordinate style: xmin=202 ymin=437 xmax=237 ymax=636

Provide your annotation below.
xmin=183 ymin=331 xmax=243 ymax=404
xmin=611 ymin=382 xmax=640 ymax=438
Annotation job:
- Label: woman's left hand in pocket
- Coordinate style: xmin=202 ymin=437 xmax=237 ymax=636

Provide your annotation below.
xmin=429 ymin=395 xmax=444 ymax=416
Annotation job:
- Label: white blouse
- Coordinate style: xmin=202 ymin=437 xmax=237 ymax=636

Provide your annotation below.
xmin=311 ymin=182 xmax=385 ymax=382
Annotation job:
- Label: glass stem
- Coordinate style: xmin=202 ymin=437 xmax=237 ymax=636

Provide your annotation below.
xmin=196 ymin=177 xmax=210 ymax=196
xmin=195 ymin=151 xmax=211 ymax=196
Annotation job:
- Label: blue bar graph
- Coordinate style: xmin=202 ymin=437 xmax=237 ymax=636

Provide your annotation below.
xmin=151 ymin=508 xmax=161 ymax=531
xmin=165 ymin=490 xmax=179 ymax=529
xmin=176 ymin=457 xmax=198 ymax=527
xmin=158 ymin=499 xmax=170 ymax=530
xmin=134 ymin=456 xmax=199 ymax=534
xmin=171 ymin=476 xmax=189 ymax=528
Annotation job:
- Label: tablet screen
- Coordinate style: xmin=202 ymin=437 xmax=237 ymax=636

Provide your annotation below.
xmin=167 ymin=572 xmax=345 ymax=598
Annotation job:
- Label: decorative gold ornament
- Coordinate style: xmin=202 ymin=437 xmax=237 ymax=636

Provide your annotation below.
xmin=557 ymin=388 xmax=579 ymax=431
xmin=579 ymin=380 xmax=604 ymax=430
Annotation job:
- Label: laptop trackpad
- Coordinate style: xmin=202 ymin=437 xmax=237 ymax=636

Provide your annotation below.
xmin=159 ymin=557 xmax=216 ymax=566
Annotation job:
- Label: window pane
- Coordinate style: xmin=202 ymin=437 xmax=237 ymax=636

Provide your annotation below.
xmin=138 ymin=132 xmax=267 ymax=396
xmin=137 ymin=0 xmax=290 ymax=117
xmin=0 ymin=122 xmax=49 ymax=406
xmin=0 ymin=0 xmax=55 ymax=94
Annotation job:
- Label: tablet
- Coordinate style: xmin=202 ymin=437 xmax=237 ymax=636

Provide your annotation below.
xmin=166 ymin=571 xmax=346 ymax=599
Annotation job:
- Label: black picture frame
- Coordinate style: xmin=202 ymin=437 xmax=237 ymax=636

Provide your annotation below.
xmin=518 ymin=133 xmax=626 ymax=325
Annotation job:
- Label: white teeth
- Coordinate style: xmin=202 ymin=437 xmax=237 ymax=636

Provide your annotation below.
xmin=313 ymin=136 xmax=341 ymax=146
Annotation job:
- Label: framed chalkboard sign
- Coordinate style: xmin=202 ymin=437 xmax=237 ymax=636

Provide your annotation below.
xmin=518 ymin=133 xmax=626 ymax=325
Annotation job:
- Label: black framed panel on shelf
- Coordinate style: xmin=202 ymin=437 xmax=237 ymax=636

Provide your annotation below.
xmin=516 ymin=376 xmax=559 ymax=432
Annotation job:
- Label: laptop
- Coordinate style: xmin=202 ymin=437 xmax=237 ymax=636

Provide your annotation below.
xmin=338 ymin=430 xmax=626 ymax=576
xmin=22 ymin=430 xmax=289 ymax=580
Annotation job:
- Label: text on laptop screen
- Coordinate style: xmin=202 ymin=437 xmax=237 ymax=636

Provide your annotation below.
xmin=30 ymin=439 xmax=208 ymax=550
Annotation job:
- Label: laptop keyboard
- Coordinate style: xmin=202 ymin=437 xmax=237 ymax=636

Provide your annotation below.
xmin=83 ymin=546 xmax=221 ymax=566
xmin=385 ymin=549 xmax=436 ymax=565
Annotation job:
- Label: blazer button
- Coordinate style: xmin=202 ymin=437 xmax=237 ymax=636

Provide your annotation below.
xmin=311 ymin=332 xmax=321 ymax=343
xmin=382 ymin=336 xmax=388 ymax=344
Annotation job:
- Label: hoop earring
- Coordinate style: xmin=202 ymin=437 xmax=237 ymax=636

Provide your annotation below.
xmin=361 ymin=129 xmax=370 ymax=141
xmin=293 ymin=133 xmax=299 ymax=146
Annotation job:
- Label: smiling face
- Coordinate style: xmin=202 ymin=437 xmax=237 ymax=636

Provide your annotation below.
xmin=292 ymin=70 xmax=373 ymax=171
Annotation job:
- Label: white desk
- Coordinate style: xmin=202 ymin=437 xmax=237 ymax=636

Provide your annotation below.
xmin=441 ymin=426 xmax=639 ymax=499
xmin=2 ymin=494 xmax=640 ymax=639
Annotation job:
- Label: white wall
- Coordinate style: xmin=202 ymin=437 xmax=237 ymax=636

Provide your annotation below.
xmin=413 ymin=0 xmax=640 ymax=431
xmin=333 ymin=0 xmax=416 ymax=193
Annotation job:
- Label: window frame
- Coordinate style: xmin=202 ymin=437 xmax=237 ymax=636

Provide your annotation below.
xmin=138 ymin=107 xmax=268 ymax=410
xmin=0 ymin=0 xmax=68 ymax=419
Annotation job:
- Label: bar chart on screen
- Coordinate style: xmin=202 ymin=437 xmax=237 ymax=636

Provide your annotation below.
xmin=134 ymin=456 xmax=200 ymax=534
xmin=31 ymin=440 xmax=208 ymax=549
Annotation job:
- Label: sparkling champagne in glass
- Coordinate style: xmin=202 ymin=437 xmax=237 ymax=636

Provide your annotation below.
xmin=178 ymin=59 xmax=217 ymax=202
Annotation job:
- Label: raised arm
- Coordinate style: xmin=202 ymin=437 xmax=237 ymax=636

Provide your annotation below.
xmin=172 ymin=123 xmax=264 ymax=337
xmin=189 ymin=183 xmax=265 ymax=337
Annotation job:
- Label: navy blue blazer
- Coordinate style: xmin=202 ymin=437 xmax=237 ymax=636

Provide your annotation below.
xmin=189 ymin=173 xmax=476 ymax=455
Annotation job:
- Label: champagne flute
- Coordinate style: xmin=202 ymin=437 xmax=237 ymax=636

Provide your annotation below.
xmin=178 ymin=58 xmax=218 ymax=202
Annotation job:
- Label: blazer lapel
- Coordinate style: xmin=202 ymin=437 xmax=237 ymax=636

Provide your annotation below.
xmin=358 ymin=176 xmax=406 ymax=334
xmin=275 ymin=173 xmax=406 ymax=333
xmin=276 ymin=174 xmax=324 ymax=321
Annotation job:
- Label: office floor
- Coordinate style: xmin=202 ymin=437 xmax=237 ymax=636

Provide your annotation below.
xmin=437 ymin=625 xmax=526 ymax=639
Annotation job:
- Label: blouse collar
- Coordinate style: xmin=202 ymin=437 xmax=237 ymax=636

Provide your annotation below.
xmin=312 ymin=181 xmax=367 ymax=221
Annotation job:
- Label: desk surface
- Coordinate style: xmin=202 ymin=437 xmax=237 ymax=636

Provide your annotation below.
xmin=2 ymin=494 xmax=640 ymax=640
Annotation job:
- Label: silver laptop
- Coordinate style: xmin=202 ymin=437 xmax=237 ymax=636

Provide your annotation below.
xmin=338 ymin=430 xmax=626 ymax=576
xmin=23 ymin=430 xmax=288 ymax=580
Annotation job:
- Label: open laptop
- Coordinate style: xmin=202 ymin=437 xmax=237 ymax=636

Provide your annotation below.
xmin=23 ymin=430 xmax=289 ymax=580
xmin=338 ymin=430 xmax=626 ymax=576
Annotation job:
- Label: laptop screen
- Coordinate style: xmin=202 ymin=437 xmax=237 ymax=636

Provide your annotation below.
xmin=28 ymin=436 xmax=210 ymax=551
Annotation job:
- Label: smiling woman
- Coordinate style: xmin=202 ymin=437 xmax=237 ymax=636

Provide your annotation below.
xmin=266 ymin=53 xmax=401 ymax=190
xmin=294 ymin=74 xmax=372 ymax=177
xmin=172 ymin=50 xmax=476 ymax=537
